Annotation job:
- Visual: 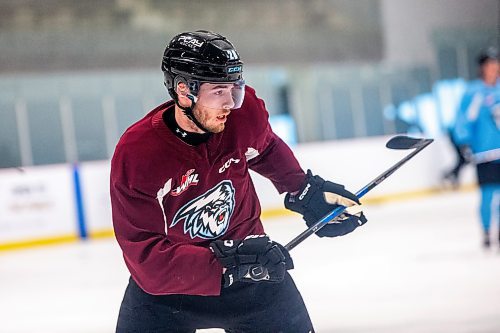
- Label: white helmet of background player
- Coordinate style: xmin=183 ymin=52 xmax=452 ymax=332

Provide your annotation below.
xmin=161 ymin=30 xmax=245 ymax=131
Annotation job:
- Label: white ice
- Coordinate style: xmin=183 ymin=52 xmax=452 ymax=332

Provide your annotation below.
xmin=1 ymin=189 xmax=499 ymax=333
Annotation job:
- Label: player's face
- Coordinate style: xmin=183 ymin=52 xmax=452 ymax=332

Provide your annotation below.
xmin=197 ymin=83 xmax=238 ymax=110
xmin=192 ymin=102 xmax=231 ymax=133
xmin=481 ymin=60 xmax=499 ymax=84
xmin=192 ymin=82 xmax=242 ymax=133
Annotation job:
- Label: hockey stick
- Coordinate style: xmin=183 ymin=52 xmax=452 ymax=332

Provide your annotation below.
xmin=284 ymin=135 xmax=434 ymax=251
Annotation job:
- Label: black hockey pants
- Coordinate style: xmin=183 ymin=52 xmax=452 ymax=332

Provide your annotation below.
xmin=116 ymin=272 xmax=314 ymax=333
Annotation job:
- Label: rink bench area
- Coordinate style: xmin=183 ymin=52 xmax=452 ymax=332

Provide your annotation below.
xmin=0 ymin=135 xmax=476 ymax=251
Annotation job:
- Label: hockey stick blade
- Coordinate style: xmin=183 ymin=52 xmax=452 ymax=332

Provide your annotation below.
xmin=385 ymin=135 xmax=429 ymax=150
xmin=284 ymin=135 xmax=433 ymax=251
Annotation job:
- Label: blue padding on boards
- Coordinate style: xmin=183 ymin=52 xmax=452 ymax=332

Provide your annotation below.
xmin=72 ymin=164 xmax=88 ymax=239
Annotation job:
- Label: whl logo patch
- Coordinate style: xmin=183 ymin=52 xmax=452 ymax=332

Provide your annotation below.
xmin=171 ymin=169 xmax=199 ymax=196
xmin=171 ymin=180 xmax=235 ymax=239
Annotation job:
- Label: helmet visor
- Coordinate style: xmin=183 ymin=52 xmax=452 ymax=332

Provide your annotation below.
xmin=192 ymin=80 xmax=245 ymax=111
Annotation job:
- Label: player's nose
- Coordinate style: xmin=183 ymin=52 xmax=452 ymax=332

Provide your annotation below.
xmin=222 ymin=99 xmax=235 ymax=110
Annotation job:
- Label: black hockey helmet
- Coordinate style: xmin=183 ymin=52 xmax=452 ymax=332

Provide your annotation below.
xmin=162 ymin=30 xmax=244 ymax=100
xmin=161 ymin=30 xmax=245 ymax=132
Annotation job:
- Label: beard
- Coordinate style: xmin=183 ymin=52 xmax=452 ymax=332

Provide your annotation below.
xmin=193 ymin=105 xmax=229 ymax=133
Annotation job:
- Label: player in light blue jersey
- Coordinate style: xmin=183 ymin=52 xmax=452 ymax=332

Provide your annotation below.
xmin=453 ymin=47 xmax=500 ymax=248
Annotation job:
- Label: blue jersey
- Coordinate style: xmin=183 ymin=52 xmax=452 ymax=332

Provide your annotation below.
xmin=453 ymin=79 xmax=500 ymax=158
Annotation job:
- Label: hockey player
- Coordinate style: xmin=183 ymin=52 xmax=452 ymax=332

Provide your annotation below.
xmin=111 ymin=30 xmax=367 ymax=332
xmin=453 ymin=47 xmax=500 ymax=248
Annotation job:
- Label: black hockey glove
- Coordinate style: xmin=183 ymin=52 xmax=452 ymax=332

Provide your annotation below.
xmin=209 ymin=235 xmax=293 ymax=288
xmin=284 ymin=170 xmax=367 ymax=238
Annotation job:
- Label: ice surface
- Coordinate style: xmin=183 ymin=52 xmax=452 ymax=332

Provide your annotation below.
xmin=1 ymin=190 xmax=499 ymax=333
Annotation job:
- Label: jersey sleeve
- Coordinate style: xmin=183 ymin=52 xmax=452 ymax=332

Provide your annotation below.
xmin=453 ymin=89 xmax=477 ymax=146
xmin=110 ymin=147 xmax=224 ymax=296
xmin=244 ymin=87 xmax=306 ymax=193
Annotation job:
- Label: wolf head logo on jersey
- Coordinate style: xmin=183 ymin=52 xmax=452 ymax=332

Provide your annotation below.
xmin=171 ymin=181 xmax=235 ymax=239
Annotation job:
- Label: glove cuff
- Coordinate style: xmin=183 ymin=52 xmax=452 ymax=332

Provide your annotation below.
xmin=285 ymin=170 xmax=324 ymax=210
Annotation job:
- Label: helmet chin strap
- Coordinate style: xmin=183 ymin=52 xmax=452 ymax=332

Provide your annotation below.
xmin=175 ymin=95 xmax=211 ymax=133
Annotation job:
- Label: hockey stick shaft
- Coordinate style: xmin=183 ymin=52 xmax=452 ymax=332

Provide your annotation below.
xmin=284 ymin=137 xmax=433 ymax=251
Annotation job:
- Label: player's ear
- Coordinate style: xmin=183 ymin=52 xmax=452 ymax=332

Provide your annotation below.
xmin=176 ymin=82 xmax=189 ymax=96
xmin=176 ymin=82 xmax=191 ymax=107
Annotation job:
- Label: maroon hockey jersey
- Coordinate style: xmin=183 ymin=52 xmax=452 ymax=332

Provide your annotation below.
xmin=110 ymin=86 xmax=306 ymax=296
